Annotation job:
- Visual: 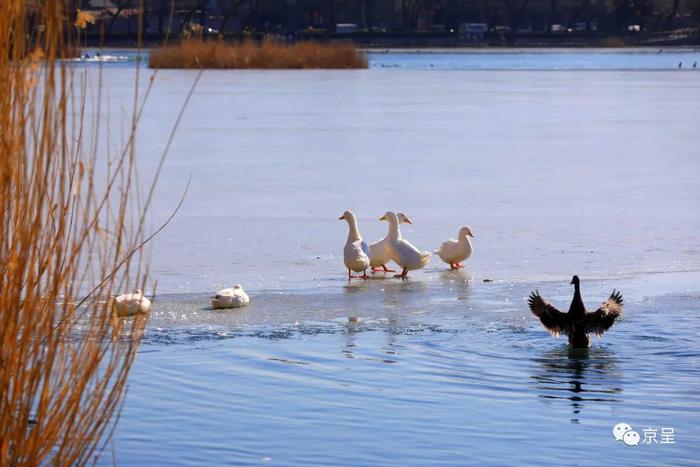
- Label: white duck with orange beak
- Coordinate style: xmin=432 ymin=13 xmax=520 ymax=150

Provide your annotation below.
xmin=339 ymin=210 xmax=371 ymax=279
xmin=436 ymin=226 xmax=474 ymax=269
xmin=369 ymin=212 xmax=412 ymax=272
xmin=380 ymin=211 xmax=431 ymax=278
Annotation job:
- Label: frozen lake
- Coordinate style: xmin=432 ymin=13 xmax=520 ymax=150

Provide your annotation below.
xmin=81 ymin=53 xmax=700 ymax=465
xmin=127 ymin=67 xmax=700 ymax=293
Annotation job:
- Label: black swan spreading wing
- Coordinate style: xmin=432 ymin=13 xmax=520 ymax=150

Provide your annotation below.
xmin=586 ymin=289 xmax=623 ymax=336
xmin=528 ymin=291 xmax=569 ymax=337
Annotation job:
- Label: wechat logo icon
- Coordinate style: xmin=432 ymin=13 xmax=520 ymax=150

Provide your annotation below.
xmin=613 ymin=423 xmax=640 ymax=446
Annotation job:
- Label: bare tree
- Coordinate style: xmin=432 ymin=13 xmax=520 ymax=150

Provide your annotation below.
xmin=664 ymin=0 xmax=680 ymax=28
xmin=219 ymin=0 xmax=246 ymax=32
xmin=581 ymin=0 xmax=594 ymax=32
xmin=359 ymin=0 xmax=375 ymax=30
xmin=180 ymin=0 xmax=209 ymax=32
xmin=547 ymin=0 xmax=559 ymax=31
xmin=503 ymin=0 xmax=529 ymax=42
xmin=245 ymin=0 xmax=264 ymax=29
xmin=441 ymin=0 xmax=462 ymax=29
xmin=105 ymin=0 xmax=133 ymax=36
xmin=613 ymin=0 xmax=631 ymax=32
xmin=690 ymin=0 xmax=700 ymax=22
xmin=154 ymin=0 xmax=178 ymax=35
xmin=483 ymin=0 xmax=491 ymax=25
xmin=325 ymin=0 xmax=354 ymax=32
xmin=399 ymin=0 xmax=424 ymax=30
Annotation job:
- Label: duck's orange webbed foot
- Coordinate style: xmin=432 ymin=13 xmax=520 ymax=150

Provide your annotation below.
xmin=393 ymin=268 xmax=409 ymax=279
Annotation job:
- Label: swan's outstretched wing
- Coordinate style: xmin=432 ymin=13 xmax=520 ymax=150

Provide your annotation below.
xmin=586 ymin=289 xmax=623 ymax=336
xmin=528 ymin=291 xmax=569 ymax=336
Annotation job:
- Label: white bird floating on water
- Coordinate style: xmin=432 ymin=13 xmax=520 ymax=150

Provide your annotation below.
xmin=111 ymin=289 xmax=152 ymax=317
xmin=339 ymin=210 xmax=371 ymax=280
xmin=370 ymin=212 xmax=412 ymax=273
xmin=380 ymin=211 xmax=431 ymax=278
xmin=436 ymin=226 xmax=474 ymax=269
xmin=211 ymin=284 xmax=250 ymax=309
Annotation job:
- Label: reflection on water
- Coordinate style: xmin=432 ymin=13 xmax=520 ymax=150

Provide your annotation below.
xmin=438 ymin=268 xmax=473 ymax=283
xmin=383 ymin=330 xmax=401 ymax=357
xmin=342 ymin=318 xmax=402 ymax=364
xmin=342 ymin=324 xmax=359 ymax=359
xmin=531 ymin=347 xmax=623 ymax=424
xmin=342 ymin=278 xmax=432 ymax=312
xmin=438 ymin=269 xmax=474 ymax=298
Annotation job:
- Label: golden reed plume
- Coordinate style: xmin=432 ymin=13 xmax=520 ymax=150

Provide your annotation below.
xmin=0 ymin=1 xmax=180 ymax=463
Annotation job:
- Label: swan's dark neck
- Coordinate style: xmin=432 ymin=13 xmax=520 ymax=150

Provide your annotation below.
xmin=570 ymin=282 xmax=585 ymax=315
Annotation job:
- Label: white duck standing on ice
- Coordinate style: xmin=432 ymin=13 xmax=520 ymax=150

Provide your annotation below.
xmin=380 ymin=211 xmax=431 ymax=278
xmin=211 ymin=284 xmax=250 ymax=309
xmin=436 ymin=226 xmax=474 ymax=269
xmin=370 ymin=212 xmax=412 ymax=273
xmin=339 ymin=210 xmax=371 ymax=279
xmin=111 ymin=289 xmax=152 ymax=317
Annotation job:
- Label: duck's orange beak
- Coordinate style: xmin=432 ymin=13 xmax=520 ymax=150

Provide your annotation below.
xmin=338 ymin=215 xmax=344 ymax=220
xmin=404 ymin=218 xmax=413 ymax=224
xmin=378 ymin=215 xmax=386 ymax=221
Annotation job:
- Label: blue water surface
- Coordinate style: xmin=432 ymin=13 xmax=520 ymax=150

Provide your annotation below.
xmin=109 ymin=274 xmax=700 ymax=466
xmin=369 ymin=49 xmax=700 ymax=70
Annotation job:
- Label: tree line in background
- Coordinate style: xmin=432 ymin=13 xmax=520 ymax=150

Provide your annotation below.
xmin=53 ymin=0 xmax=700 ymax=42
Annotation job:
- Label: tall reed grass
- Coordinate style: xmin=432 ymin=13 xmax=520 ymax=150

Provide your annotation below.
xmin=1 ymin=1 xmax=162 ymax=463
xmin=149 ymin=38 xmax=368 ymax=69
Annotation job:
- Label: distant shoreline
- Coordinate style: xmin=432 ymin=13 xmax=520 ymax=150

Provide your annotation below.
xmin=83 ymin=45 xmax=700 ymax=54
xmin=362 ymin=46 xmax=700 ymax=54
xmin=81 ymin=29 xmax=700 ymax=51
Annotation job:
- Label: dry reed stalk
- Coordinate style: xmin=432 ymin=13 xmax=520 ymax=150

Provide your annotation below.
xmin=149 ymin=38 xmax=368 ymax=69
xmin=0 ymin=1 xmax=173 ymax=464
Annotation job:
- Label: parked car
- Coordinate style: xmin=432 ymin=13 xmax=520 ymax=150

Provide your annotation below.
xmin=336 ymin=23 xmax=359 ymax=33
xmin=492 ymin=25 xmax=511 ymax=34
xmin=459 ymin=23 xmax=488 ymax=36
xmin=550 ymin=24 xmax=564 ymax=32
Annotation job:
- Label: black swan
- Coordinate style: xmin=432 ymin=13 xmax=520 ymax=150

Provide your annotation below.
xmin=528 ymin=275 xmax=623 ymax=348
